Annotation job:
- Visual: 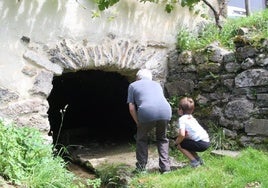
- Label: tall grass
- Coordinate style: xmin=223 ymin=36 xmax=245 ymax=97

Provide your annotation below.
xmin=177 ymin=9 xmax=268 ymax=51
xmin=0 ymin=119 xmax=84 ymax=187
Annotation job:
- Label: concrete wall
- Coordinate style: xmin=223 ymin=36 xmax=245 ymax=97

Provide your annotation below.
xmin=0 ymin=0 xmax=212 ymax=131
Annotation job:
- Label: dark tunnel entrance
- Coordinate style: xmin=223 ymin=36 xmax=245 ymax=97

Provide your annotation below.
xmin=47 ymin=70 xmax=136 ymax=147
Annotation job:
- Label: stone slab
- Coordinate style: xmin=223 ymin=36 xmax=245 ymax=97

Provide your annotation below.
xmin=245 ymin=119 xmax=268 ymax=136
xmin=211 ymin=150 xmax=240 ymax=158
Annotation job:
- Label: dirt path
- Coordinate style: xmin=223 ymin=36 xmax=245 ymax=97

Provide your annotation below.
xmin=67 ymin=141 xmax=185 ymax=177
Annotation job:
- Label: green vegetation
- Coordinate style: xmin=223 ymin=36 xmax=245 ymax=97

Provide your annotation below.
xmin=1 ymin=119 xmax=267 ymax=188
xmin=96 ymin=163 xmax=132 ymax=187
xmin=177 ymin=9 xmax=268 ymax=51
xmin=94 ymin=0 xmax=202 ymax=13
xmin=206 ymin=121 xmax=239 ymax=151
xmin=0 ymin=119 xmax=89 ymax=188
xmin=130 ymin=147 xmax=268 ymax=188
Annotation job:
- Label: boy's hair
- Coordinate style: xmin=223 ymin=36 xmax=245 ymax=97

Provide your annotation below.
xmin=178 ymin=97 xmax=195 ymax=114
xmin=136 ymin=69 xmax=153 ymax=80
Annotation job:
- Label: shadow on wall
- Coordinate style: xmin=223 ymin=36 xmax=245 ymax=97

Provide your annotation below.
xmin=47 ymin=70 xmax=136 ymax=146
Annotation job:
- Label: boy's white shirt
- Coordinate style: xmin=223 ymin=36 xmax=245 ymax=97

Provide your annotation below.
xmin=178 ymin=114 xmax=210 ymax=142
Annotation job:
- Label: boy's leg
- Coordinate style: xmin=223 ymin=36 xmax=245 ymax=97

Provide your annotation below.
xmin=177 ymin=145 xmax=196 ymax=161
xmin=190 ymin=151 xmax=199 ymax=158
xmin=190 ymin=151 xmax=204 ymax=165
xmin=178 ymin=139 xmax=203 ymax=167
xmin=177 ymin=145 xmax=200 ymax=167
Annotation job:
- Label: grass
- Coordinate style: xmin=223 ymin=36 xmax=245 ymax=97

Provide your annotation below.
xmin=0 ymin=119 xmax=88 ymax=188
xmin=1 ymin=120 xmax=267 ymax=188
xmin=177 ymin=9 xmax=268 ymax=51
xmin=129 ymin=147 xmax=268 ymax=188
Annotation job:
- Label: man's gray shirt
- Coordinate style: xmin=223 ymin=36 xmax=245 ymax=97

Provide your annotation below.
xmin=127 ymin=79 xmax=172 ymax=123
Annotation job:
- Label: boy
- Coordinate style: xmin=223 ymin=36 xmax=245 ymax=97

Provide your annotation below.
xmin=175 ymin=97 xmax=210 ymax=168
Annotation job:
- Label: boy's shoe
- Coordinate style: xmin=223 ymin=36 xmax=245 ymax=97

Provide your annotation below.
xmin=197 ymin=157 xmax=204 ymax=165
xmin=190 ymin=160 xmax=200 ymax=168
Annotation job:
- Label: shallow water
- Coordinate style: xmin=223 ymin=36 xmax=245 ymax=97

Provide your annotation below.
xmin=66 ymin=141 xmax=184 ymax=179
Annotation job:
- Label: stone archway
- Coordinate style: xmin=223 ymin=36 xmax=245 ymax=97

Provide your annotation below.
xmin=0 ymin=36 xmax=170 ymax=150
xmin=47 ymin=69 xmax=136 ymax=146
xmin=43 ymin=37 xmax=170 ymax=147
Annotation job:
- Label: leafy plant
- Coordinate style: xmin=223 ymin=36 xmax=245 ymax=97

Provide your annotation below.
xmin=86 ymin=178 xmax=102 ymax=188
xmin=176 ymin=9 xmax=268 ymax=51
xmin=167 ymin=95 xmax=180 ymax=110
xmin=177 ymin=28 xmax=197 ymax=52
xmin=96 ymin=163 xmax=132 ymax=187
xmin=0 ymin=119 xmax=83 ymax=187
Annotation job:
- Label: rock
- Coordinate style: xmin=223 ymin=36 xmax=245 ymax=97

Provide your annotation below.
xmin=23 ymin=50 xmax=63 ymax=75
xmin=211 ymin=150 xmax=240 ymax=157
xmin=235 ymin=69 xmax=268 ymax=87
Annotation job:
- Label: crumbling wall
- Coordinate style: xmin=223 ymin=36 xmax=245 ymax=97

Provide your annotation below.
xmin=166 ymin=36 xmax=268 ymax=148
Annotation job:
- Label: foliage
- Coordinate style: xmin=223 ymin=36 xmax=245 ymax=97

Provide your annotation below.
xmin=177 ymin=28 xmax=198 ymax=52
xmin=87 ymin=0 xmax=226 ymax=29
xmin=167 ymin=95 xmax=181 ymax=110
xmin=130 ymin=147 xmax=268 ymax=187
xmin=93 ymin=0 xmax=203 ymax=13
xmin=86 ymin=178 xmax=102 ymax=188
xmin=95 ymin=0 xmax=120 ymax=11
xmin=96 ymin=163 xmax=132 ymax=187
xmin=176 ymin=9 xmax=268 ymax=51
xmin=0 ymin=119 xmax=84 ymax=187
xmin=167 ymin=95 xmax=182 ymax=122
xmin=206 ymin=121 xmax=239 ymax=151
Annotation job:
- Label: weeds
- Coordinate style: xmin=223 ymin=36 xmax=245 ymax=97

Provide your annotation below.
xmin=0 ymin=119 xmax=85 ymax=187
xmin=86 ymin=178 xmax=102 ymax=188
xmin=96 ymin=163 xmax=132 ymax=187
xmin=177 ymin=9 xmax=268 ymax=51
xmin=207 ymin=121 xmax=239 ymax=151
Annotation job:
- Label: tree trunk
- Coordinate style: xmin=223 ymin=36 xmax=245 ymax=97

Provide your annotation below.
xmin=202 ymin=0 xmax=222 ymax=30
xmin=245 ymin=0 xmax=250 ymax=16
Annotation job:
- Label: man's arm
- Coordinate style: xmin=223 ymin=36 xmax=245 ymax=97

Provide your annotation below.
xmin=129 ymin=103 xmax=139 ymax=126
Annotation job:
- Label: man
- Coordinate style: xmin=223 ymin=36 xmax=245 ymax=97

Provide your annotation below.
xmin=127 ymin=69 xmax=171 ymax=173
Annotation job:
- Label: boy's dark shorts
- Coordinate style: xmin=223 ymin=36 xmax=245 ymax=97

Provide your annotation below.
xmin=180 ymin=138 xmax=210 ymax=152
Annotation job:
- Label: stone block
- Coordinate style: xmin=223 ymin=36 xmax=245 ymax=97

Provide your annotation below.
xmin=23 ymin=50 xmax=63 ymax=75
xmin=211 ymin=150 xmax=240 ymax=158
xmin=245 ymin=119 xmax=268 ymax=136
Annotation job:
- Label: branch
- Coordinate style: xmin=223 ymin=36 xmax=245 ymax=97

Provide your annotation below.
xmin=201 ymin=0 xmax=222 ymax=30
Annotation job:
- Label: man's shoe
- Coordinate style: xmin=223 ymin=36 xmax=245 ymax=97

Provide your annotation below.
xmin=132 ymin=168 xmax=147 ymax=174
xmin=161 ymin=170 xmax=171 ymax=174
xmin=159 ymin=169 xmax=171 ymax=174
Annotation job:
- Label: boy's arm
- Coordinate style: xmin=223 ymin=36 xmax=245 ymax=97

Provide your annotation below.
xmin=175 ymin=128 xmax=186 ymax=145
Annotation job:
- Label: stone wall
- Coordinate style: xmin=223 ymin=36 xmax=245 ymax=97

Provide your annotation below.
xmin=166 ymin=36 xmax=268 ymax=148
xmin=3 ymin=0 xmax=261 ymax=150
xmin=0 ymin=0 xmax=212 ymax=133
